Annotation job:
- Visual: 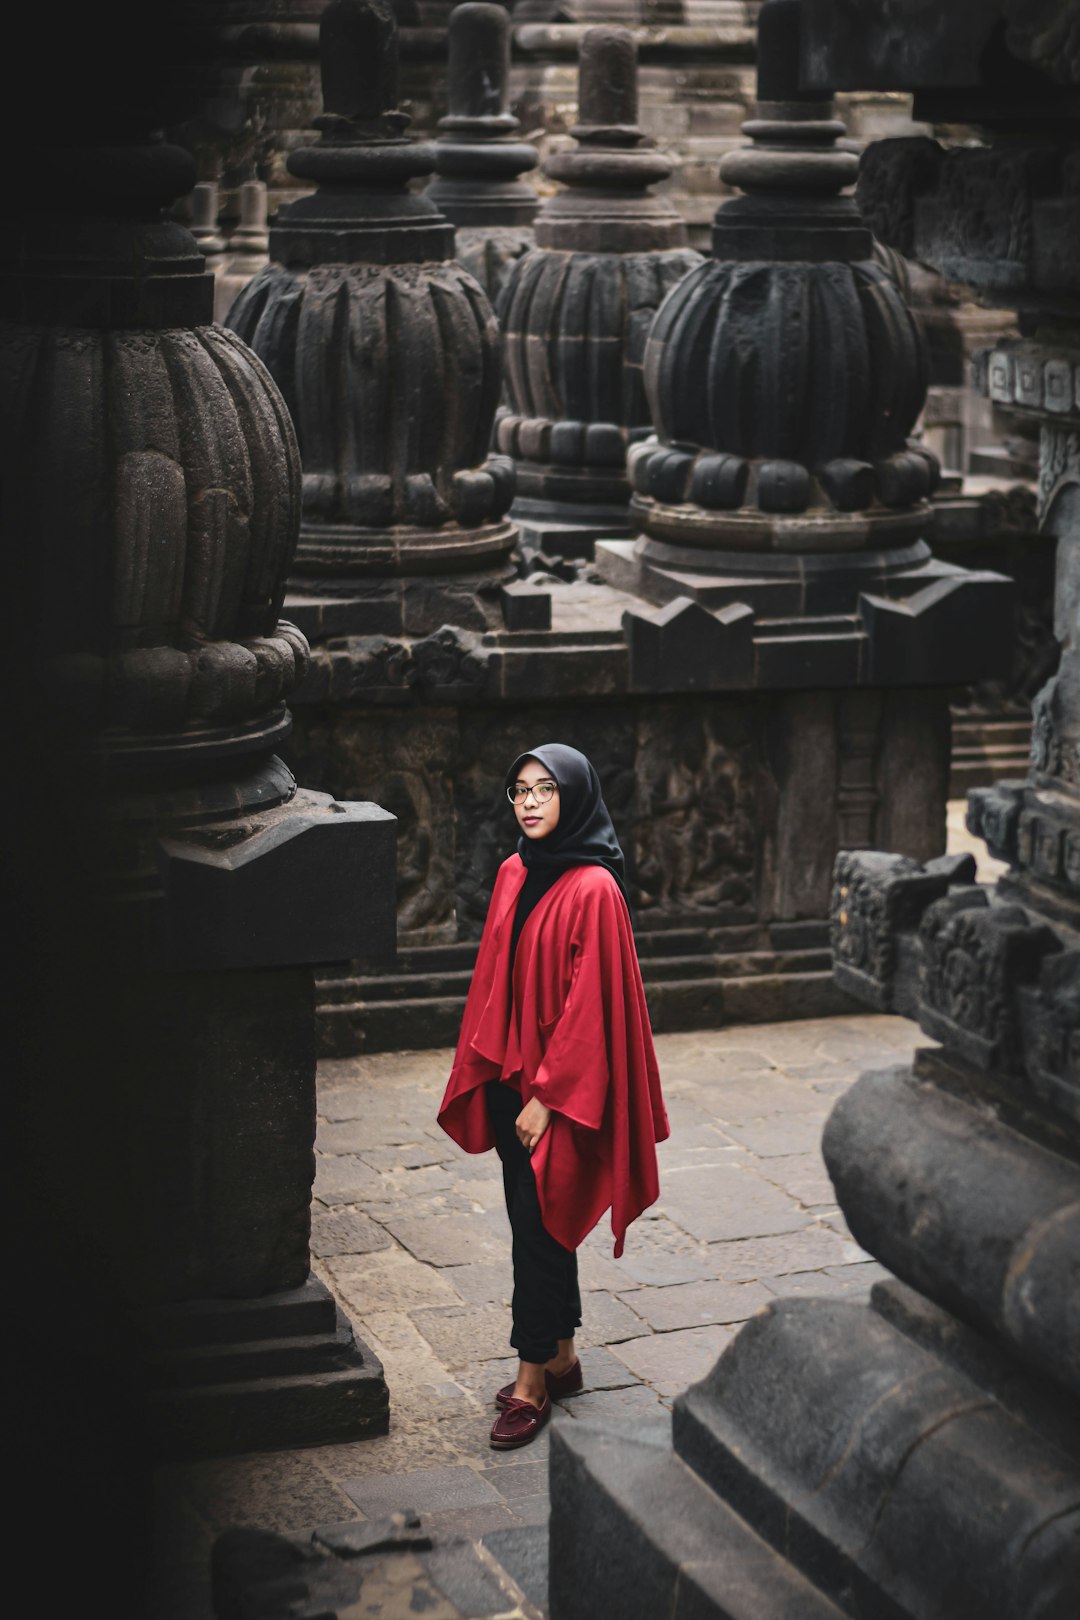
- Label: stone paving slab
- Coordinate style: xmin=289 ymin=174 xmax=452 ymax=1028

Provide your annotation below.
xmin=617 ymin=1277 xmax=773 ymax=1332
xmin=610 ymin=1325 xmax=736 ymax=1398
xmin=152 ymin=1011 xmax=925 ymax=1620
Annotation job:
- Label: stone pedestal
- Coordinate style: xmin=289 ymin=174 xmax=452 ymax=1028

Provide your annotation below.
xmin=1 ymin=2 xmax=397 ymax=1493
xmin=496 ymin=25 xmax=701 ymax=557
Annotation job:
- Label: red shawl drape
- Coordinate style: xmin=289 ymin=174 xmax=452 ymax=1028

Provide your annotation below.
xmin=437 ymin=856 xmax=669 ymax=1256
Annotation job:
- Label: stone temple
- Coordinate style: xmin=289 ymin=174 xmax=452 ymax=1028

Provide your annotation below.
xmin=5 ymin=3 xmax=1077 ymax=1617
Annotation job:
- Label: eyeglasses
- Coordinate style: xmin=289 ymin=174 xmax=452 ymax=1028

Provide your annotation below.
xmin=507 ymin=779 xmax=558 ymax=804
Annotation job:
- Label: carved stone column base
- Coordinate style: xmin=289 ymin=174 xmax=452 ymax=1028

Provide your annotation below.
xmin=550 ymin=1288 xmax=1080 ymax=1618
xmin=135 ymin=1276 xmax=389 ymax=1460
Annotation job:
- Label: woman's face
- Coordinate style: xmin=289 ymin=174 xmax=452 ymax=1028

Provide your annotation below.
xmin=511 ymin=757 xmax=561 ymax=840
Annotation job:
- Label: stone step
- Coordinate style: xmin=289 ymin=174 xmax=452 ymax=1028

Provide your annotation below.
xmin=143 ymin=1317 xmax=364 ymax=1389
xmin=145 ymin=1361 xmax=390 ymax=1460
xmin=318 ymin=949 xmax=831 ymax=1006
xmin=549 ymin=1416 xmax=848 ymax=1620
xmin=316 ymin=965 xmax=855 ymax=1054
xmin=132 ymin=1276 xmax=341 ymax=1350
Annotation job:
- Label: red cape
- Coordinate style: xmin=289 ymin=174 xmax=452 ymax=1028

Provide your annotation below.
xmin=437 ymin=856 xmax=669 ymax=1257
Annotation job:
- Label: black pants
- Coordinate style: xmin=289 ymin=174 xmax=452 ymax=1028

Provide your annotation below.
xmin=486 ymin=1080 xmax=581 ymax=1365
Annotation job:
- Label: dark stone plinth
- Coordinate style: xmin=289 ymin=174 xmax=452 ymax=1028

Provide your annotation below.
xmin=226 ymin=0 xmax=518 ymax=635
xmin=138 ymin=1278 xmax=389 ymax=1458
xmin=496 ymin=24 xmax=702 ymax=559
xmin=428 ymin=3 xmax=539 ymax=306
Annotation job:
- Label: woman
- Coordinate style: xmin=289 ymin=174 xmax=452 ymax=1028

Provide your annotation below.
xmin=437 ymin=744 xmax=669 ymax=1451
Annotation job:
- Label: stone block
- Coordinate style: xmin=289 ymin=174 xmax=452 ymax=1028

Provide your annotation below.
xmin=706 ymin=1226 xmax=866 ymax=1282
xmin=500 ymin=577 xmax=553 ymax=631
xmin=859 ymin=571 xmax=1013 ymax=686
xmin=549 ymin=1419 xmax=847 ymax=1620
xmin=343 ymin=1463 xmax=503 ymax=1518
xmin=623 ymin=596 xmax=755 ymax=693
xmin=657 ymin=1164 xmax=808 ymax=1243
xmin=160 ymin=791 xmax=397 ymax=972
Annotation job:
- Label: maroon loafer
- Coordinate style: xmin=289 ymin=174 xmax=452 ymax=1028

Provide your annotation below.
xmin=495 ymin=1358 xmax=583 ymax=1409
xmin=489 ymin=1393 xmax=551 ymax=1450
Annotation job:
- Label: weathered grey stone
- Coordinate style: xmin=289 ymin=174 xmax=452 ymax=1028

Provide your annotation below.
xmin=428 ymin=3 xmax=539 ymax=307
xmin=411 ymin=1302 xmax=517 ymax=1368
xmin=382 ymin=1213 xmax=510 ymax=1267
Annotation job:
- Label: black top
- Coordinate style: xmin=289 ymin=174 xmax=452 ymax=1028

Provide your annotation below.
xmin=508 ymin=863 xmax=563 ymax=972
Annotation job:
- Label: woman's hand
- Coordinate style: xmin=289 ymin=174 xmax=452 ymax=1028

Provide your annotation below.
xmin=515 ymin=1097 xmax=552 ymax=1152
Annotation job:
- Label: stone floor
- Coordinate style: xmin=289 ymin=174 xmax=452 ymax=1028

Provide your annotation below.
xmin=151 ymin=801 xmax=997 ymax=1617
xmin=153 ymin=1009 xmax=930 ymax=1619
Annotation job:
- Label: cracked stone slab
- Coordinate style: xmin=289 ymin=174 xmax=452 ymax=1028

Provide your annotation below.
xmin=616 ymin=1278 xmax=772 ymax=1332
xmin=611 ymin=1326 xmax=734 ymax=1398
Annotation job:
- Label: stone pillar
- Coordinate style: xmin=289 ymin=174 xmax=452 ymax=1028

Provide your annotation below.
xmin=546 ymin=6 xmax=1080 ymax=1615
xmin=1 ymin=0 xmax=397 ymax=1495
xmin=226 ymin=0 xmax=518 ymax=639
xmin=855 ymin=156 xmax=1053 ymax=800
xmin=496 ymin=24 xmax=702 ymax=558
xmin=215 ymin=178 xmax=272 ymax=321
xmin=428 ymin=2 xmax=540 ymax=306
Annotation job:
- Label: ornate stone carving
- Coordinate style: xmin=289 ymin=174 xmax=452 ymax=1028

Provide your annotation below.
xmin=631 ymin=705 xmax=757 ymax=916
xmin=918 ymin=890 xmax=1062 ymax=1071
xmin=495 ymin=24 xmax=702 ymax=556
xmin=829 ymin=848 xmax=973 ymax=1010
xmin=226 ymin=0 xmax=517 ymax=633
xmin=427 ymin=3 xmax=539 ymax=306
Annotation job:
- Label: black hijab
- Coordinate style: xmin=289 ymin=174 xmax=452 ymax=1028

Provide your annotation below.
xmin=504 ymin=743 xmax=631 ymax=911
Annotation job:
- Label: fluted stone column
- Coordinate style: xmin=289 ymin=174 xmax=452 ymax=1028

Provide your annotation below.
xmin=2 ymin=3 xmax=396 ymax=1475
xmin=227 ymin=0 xmax=518 ymax=637
xmin=428 ymin=2 xmax=540 ymax=306
xmin=496 ymin=24 xmax=701 ymax=558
